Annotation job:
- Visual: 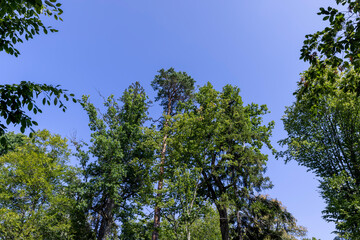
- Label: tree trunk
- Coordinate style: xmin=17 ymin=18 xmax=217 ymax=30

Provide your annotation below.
xmin=237 ymin=210 xmax=243 ymax=240
xmin=97 ymin=197 xmax=115 ymax=240
xmin=186 ymin=226 xmax=191 ymax=240
xmin=152 ymin=100 xmax=172 ymax=240
xmin=217 ymin=204 xmax=229 ymax=240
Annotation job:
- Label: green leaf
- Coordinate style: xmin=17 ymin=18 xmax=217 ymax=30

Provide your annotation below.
xmin=27 ymin=102 xmax=33 ymax=111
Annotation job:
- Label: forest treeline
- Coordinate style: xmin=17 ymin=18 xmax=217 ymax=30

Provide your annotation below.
xmin=0 ymin=70 xmax=309 ymax=240
xmin=2 ymin=0 xmax=360 ymax=239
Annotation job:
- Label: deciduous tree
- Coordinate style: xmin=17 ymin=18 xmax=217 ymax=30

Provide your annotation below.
xmin=279 ymin=66 xmax=360 ymax=239
xmin=78 ymin=82 xmax=153 ymax=240
xmin=0 ymin=130 xmax=78 ymax=240
xmin=174 ymin=83 xmax=274 ymax=240
xmin=301 ymin=1 xmax=360 ymax=71
xmin=0 ymin=0 xmax=63 ymax=57
xmin=0 ymin=0 xmax=74 ymax=139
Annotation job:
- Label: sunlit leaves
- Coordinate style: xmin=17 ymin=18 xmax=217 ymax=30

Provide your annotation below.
xmin=301 ymin=1 xmax=360 ymax=71
xmin=0 ymin=130 xmax=77 ymax=240
xmin=280 ymin=66 xmax=360 ymax=238
xmin=78 ymin=82 xmax=154 ymax=240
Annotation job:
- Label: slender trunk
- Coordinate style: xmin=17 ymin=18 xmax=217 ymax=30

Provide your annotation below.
xmin=97 ymin=197 xmax=115 ymax=240
xmin=152 ymin=100 xmax=172 ymax=240
xmin=217 ymin=204 xmax=229 ymax=240
xmin=237 ymin=210 xmax=243 ymax=240
xmin=186 ymin=225 xmax=191 ymax=240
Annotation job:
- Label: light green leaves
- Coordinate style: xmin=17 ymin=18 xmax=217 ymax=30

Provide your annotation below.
xmin=0 ymin=130 xmax=77 ymax=240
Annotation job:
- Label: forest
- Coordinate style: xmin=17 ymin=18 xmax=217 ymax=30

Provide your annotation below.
xmin=1 ymin=0 xmax=360 ymax=240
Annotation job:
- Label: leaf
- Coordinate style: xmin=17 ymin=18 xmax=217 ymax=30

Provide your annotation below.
xmin=28 ymin=102 xmax=33 ymax=111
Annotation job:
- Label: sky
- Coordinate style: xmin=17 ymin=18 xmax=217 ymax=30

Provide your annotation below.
xmin=1 ymin=0 xmax=338 ymax=238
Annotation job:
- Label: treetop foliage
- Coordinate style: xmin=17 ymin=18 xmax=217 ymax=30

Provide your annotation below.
xmin=151 ymin=68 xmax=195 ymax=115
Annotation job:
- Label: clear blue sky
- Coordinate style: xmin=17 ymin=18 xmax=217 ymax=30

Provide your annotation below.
xmin=1 ymin=0 xmax=337 ymax=238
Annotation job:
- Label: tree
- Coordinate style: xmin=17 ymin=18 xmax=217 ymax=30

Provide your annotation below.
xmin=301 ymin=0 xmax=360 ymax=70
xmin=279 ymin=66 xmax=360 ymax=239
xmin=173 ymin=83 xmax=274 ymax=240
xmin=0 ymin=0 xmax=74 ymax=138
xmin=0 ymin=0 xmax=63 ymax=57
xmin=230 ymin=195 xmax=307 ymax=240
xmin=77 ymin=82 xmax=154 ymax=240
xmin=151 ymin=68 xmax=195 ymax=240
xmin=0 ymin=130 xmax=78 ymax=240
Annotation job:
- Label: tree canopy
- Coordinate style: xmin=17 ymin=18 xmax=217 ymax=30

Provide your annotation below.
xmin=280 ymin=66 xmax=360 ymax=238
xmin=0 ymin=130 xmax=78 ymax=240
xmin=77 ymin=82 xmax=154 ymax=240
xmin=169 ymin=82 xmax=275 ymax=240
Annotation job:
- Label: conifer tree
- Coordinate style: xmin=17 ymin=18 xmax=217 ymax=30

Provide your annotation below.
xmin=151 ymin=68 xmax=195 ymax=240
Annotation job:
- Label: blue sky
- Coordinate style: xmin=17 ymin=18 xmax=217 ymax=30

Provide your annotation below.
xmin=2 ymin=0 xmax=337 ymax=238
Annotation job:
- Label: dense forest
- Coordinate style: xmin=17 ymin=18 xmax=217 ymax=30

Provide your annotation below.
xmin=2 ymin=0 xmax=360 ymax=239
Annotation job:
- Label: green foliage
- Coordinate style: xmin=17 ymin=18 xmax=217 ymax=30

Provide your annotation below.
xmin=0 ymin=0 xmax=73 ymax=141
xmin=0 ymin=130 xmax=78 ymax=240
xmin=189 ymin=205 xmax=222 ymax=240
xmin=161 ymin=204 xmax=222 ymax=240
xmin=77 ymin=82 xmax=154 ymax=240
xmin=0 ymin=0 xmax=63 ymax=57
xmin=160 ymin=165 xmax=207 ymax=239
xmin=280 ymin=66 xmax=360 ymax=239
xmin=230 ymin=195 xmax=307 ymax=240
xmin=171 ymin=82 xmax=274 ymax=240
xmin=0 ymin=81 xmax=75 ymax=137
xmin=151 ymin=67 xmax=195 ymax=115
xmin=301 ymin=1 xmax=360 ymax=70
xmin=0 ymin=131 xmax=25 ymax=156
xmin=151 ymin=68 xmax=195 ymax=239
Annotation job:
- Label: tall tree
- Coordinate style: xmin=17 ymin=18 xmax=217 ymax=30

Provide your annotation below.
xmin=173 ymin=83 xmax=274 ymax=240
xmin=0 ymin=130 xmax=78 ymax=240
xmin=279 ymin=66 xmax=360 ymax=239
xmin=151 ymin=68 xmax=195 ymax=240
xmin=78 ymin=82 xmax=153 ymax=240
